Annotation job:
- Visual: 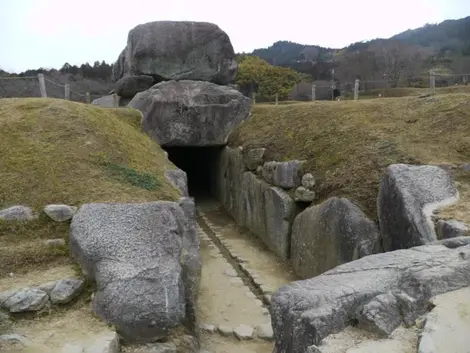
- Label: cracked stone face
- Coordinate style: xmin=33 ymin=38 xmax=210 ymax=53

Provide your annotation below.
xmin=271 ymin=242 xmax=470 ymax=353
xmin=69 ymin=200 xmax=200 ymax=343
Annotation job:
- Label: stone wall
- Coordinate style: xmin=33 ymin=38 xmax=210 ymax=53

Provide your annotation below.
xmin=212 ymin=147 xmax=467 ymax=280
xmin=212 ymin=147 xmax=380 ymax=277
xmin=212 ymin=146 xmax=298 ymax=261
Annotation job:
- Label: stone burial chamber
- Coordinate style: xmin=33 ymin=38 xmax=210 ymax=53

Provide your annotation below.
xmin=163 ymin=146 xmax=224 ymax=197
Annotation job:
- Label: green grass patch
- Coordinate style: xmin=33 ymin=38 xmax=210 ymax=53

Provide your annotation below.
xmin=0 ymin=98 xmax=181 ymax=278
xmin=101 ymin=161 xmax=161 ymax=191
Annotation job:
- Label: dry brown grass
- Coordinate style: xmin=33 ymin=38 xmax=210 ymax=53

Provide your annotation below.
xmin=230 ymin=93 xmax=470 ymax=220
xmin=0 ymin=98 xmax=180 ymax=278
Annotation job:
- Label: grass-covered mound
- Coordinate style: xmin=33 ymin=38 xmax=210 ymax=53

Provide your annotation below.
xmin=0 ymin=98 xmax=180 ymax=276
xmin=230 ymin=93 xmax=470 ymax=222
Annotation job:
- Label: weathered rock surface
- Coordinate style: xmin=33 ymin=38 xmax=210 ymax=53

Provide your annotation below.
xmin=44 ymin=204 xmax=77 ymax=222
xmin=0 ymin=205 xmax=36 ymax=221
xmin=233 ymin=324 xmax=254 ymax=340
xmin=214 ymin=148 xmax=299 ymax=259
xmin=213 ymin=147 xmax=246 ymax=226
xmin=112 ymin=47 xmax=127 ymax=82
xmin=114 ymin=75 xmax=155 ymax=98
xmin=378 ymin=164 xmax=459 ymax=251
xmin=87 ymin=332 xmax=120 ymax=353
xmin=50 ymin=278 xmax=84 ymax=304
xmin=436 ymin=219 xmax=468 ymax=239
xmin=129 ymin=80 xmax=251 ymax=147
xmin=264 ymin=186 xmax=297 ymax=260
xmin=217 ymin=325 xmax=232 ymax=337
xmin=256 ymin=324 xmax=274 ymax=341
xmin=91 ymin=95 xmax=117 ymax=107
xmin=69 ymin=199 xmax=200 ymax=343
xmin=417 ymin=287 xmax=470 ymax=353
xmin=164 ymin=168 xmax=189 ymax=197
xmin=242 ymin=172 xmax=269 ymax=239
xmin=357 ymin=292 xmax=402 ymax=337
xmin=1 ymin=288 xmax=49 ymax=312
xmin=0 ymin=334 xmax=29 ymax=347
xmin=302 ymin=173 xmax=316 ymax=189
xmin=262 ymin=161 xmax=305 ymax=189
xmin=433 ymin=235 xmax=470 ymax=248
xmin=115 ymin=21 xmax=237 ymax=85
xmin=271 ymin=242 xmax=470 ymax=353
xmin=37 ymin=281 xmax=57 ymax=294
xmin=91 ymin=95 xmax=131 ymax=108
xmin=294 ymin=186 xmax=316 ymax=202
xmin=244 ymin=148 xmax=266 ymax=171
xmin=291 ymin=197 xmax=381 ymax=278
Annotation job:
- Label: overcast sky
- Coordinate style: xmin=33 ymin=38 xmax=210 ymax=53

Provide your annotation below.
xmin=1 ymin=0 xmax=469 ymax=73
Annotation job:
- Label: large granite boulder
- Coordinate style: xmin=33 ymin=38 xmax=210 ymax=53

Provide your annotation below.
xmin=290 ymin=197 xmax=381 ymax=278
xmin=114 ymin=75 xmax=155 ymax=99
xmin=271 ymin=241 xmax=470 ymax=353
xmin=114 ymin=21 xmax=237 ymax=85
xmin=129 ymin=80 xmax=251 ymax=147
xmin=69 ymin=198 xmax=200 ymax=343
xmin=378 ymin=164 xmax=459 ymax=251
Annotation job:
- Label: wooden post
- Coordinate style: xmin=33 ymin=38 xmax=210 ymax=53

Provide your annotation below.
xmin=64 ymin=84 xmax=70 ymax=100
xmin=113 ymin=93 xmax=119 ymax=107
xmin=354 ymin=79 xmax=360 ymax=100
xmin=311 ymin=84 xmax=316 ymax=101
xmin=85 ymin=92 xmax=91 ymax=104
xmin=38 ymin=74 xmax=47 ymax=98
xmin=463 ymin=75 xmax=468 ymax=85
xmin=275 ymin=93 xmax=279 ymax=106
xmin=252 ymin=92 xmax=256 ymax=104
xmin=430 ymin=71 xmax=436 ymax=94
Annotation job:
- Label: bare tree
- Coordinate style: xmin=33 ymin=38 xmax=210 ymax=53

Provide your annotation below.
xmin=368 ymin=40 xmax=430 ymax=87
xmin=335 ymin=50 xmax=378 ymax=82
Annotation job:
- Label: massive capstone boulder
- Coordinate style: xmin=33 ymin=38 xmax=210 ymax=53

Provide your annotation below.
xmin=113 ymin=21 xmax=237 ymax=85
xmin=378 ymin=164 xmax=459 ymax=251
xmin=69 ymin=199 xmax=200 ymax=343
xmin=290 ymin=197 xmax=381 ymax=278
xmin=271 ymin=241 xmax=470 ymax=353
xmin=128 ymin=80 xmax=252 ymax=146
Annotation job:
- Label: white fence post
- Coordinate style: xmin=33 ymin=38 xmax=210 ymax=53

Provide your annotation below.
xmin=311 ymin=84 xmax=316 ymax=101
xmin=252 ymin=92 xmax=256 ymax=104
xmin=275 ymin=93 xmax=279 ymax=105
xmin=354 ymin=79 xmax=360 ymax=100
xmin=86 ymin=92 xmax=91 ymax=104
xmin=64 ymin=84 xmax=70 ymax=100
xmin=37 ymin=74 xmax=47 ymax=98
xmin=430 ymin=71 xmax=436 ymax=94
